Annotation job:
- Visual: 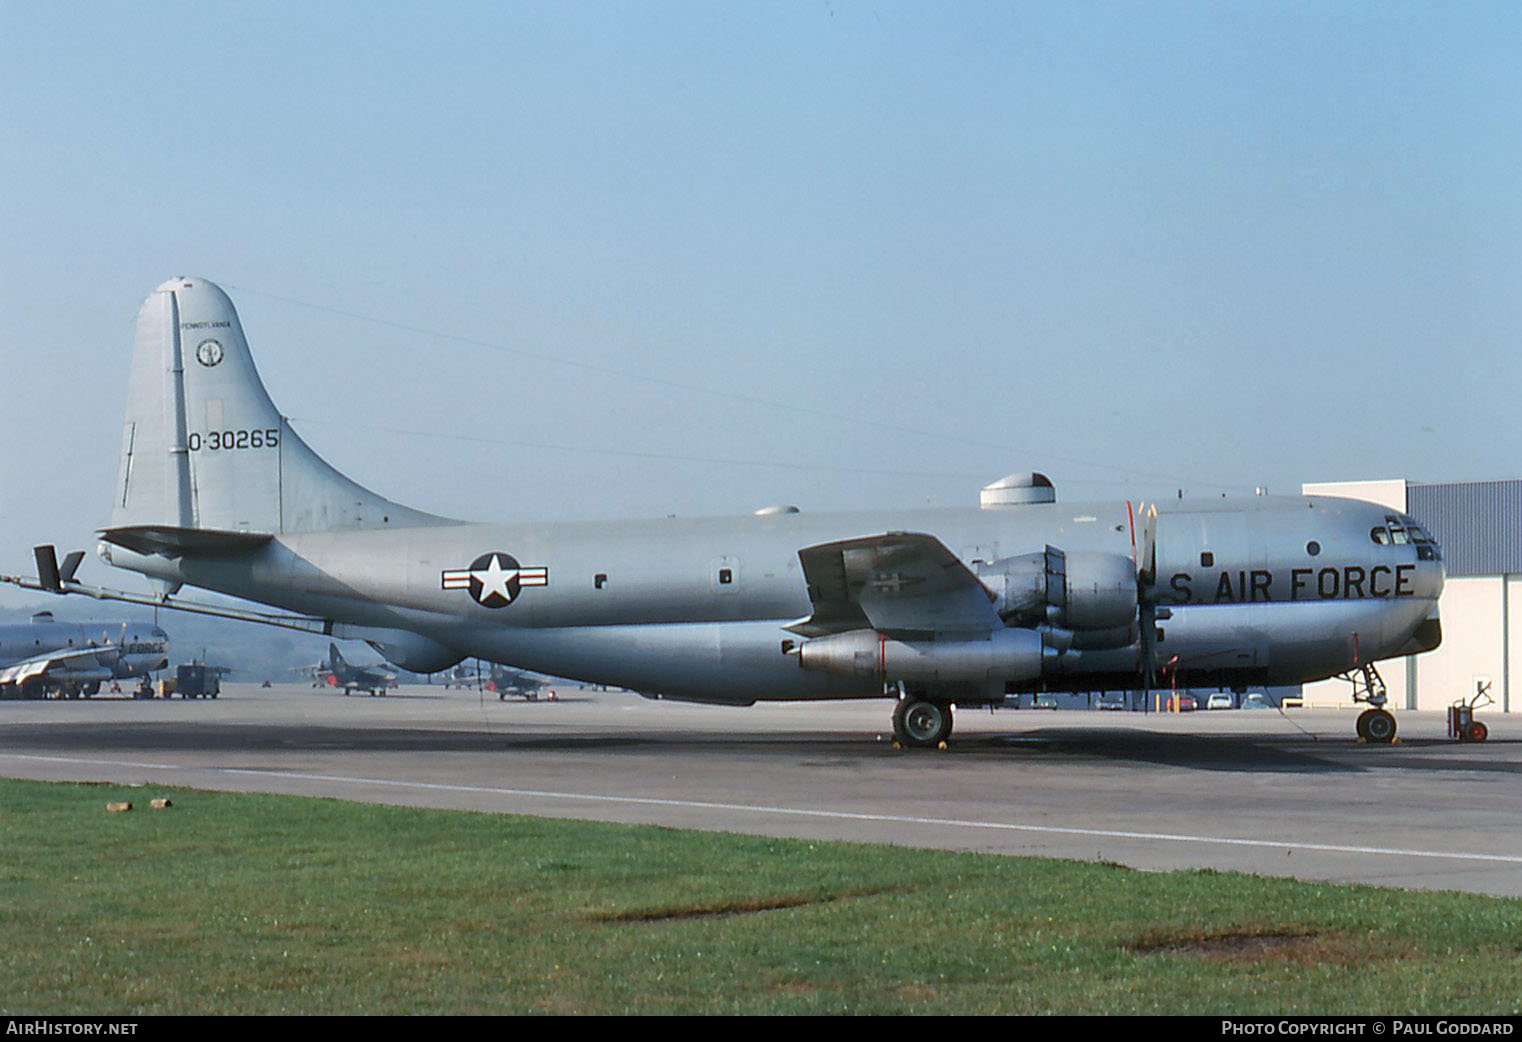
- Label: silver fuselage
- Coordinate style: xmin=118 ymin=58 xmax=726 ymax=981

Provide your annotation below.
xmin=0 ymin=617 xmax=170 ymax=685
xmin=101 ymin=494 xmax=1441 ymax=703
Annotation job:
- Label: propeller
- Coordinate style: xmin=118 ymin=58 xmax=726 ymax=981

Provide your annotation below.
xmin=1132 ymin=501 xmax=1160 ymax=692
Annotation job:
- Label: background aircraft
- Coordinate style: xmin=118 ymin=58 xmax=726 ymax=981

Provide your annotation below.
xmin=441 ymin=661 xmax=552 ymax=699
xmin=311 ymin=643 xmax=397 ymax=696
xmin=0 ymin=606 xmax=168 ymax=698
xmin=6 ymin=278 xmax=1445 ymax=745
xmin=485 ymin=665 xmax=553 ymax=701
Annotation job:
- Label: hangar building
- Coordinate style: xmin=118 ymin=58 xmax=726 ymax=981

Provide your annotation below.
xmin=1301 ymin=478 xmax=1522 ymax=714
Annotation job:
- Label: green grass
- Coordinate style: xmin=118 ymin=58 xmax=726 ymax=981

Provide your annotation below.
xmin=2 ymin=777 xmax=1519 ymax=1015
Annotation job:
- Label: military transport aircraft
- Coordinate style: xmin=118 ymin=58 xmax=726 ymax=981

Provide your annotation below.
xmin=4 ymin=277 xmax=1445 ymax=744
xmin=0 ymin=599 xmax=169 ymax=699
xmin=310 ymin=642 xmax=397 ymax=696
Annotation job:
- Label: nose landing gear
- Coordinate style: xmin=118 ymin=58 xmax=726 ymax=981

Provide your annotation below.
xmin=1341 ymin=663 xmax=1397 ymax=744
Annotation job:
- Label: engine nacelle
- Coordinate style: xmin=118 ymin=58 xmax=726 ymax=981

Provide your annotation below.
xmin=977 ymin=547 xmax=1137 ymax=648
xmin=793 ymin=627 xmax=1052 ymax=684
xmin=1063 ymin=551 xmax=1138 ymax=631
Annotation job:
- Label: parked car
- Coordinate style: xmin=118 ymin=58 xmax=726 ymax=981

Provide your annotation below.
xmin=1206 ymin=693 xmax=1233 ymax=710
xmin=1165 ymin=695 xmax=1198 ymax=712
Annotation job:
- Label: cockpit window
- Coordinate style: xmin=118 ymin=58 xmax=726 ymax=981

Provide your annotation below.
xmin=1371 ymin=526 xmax=1390 ymax=545
xmin=1386 ymin=514 xmax=1442 ymax=560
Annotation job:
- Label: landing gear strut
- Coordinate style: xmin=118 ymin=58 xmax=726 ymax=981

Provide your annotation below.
xmin=1343 ymin=663 xmax=1397 ymax=744
xmin=893 ymin=695 xmax=954 ymax=748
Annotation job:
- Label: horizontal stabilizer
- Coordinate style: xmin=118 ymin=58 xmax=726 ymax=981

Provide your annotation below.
xmin=31 ymin=545 xmax=86 ymax=591
xmin=99 ymin=525 xmax=274 ymax=557
xmin=59 ymin=550 xmax=85 ymax=583
xmin=33 ymin=545 xmax=61 ymax=592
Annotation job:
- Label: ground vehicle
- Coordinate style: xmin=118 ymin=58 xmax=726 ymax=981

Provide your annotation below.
xmin=1206 ymin=693 xmax=1233 ymax=710
xmin=174 ymin=662 xmax=222 ymax=699
xmin=1165 ymin=695 xmax=1198 ymax=712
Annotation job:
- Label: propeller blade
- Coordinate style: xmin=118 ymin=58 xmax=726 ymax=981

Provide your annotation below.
xmin=1132 ymin=502 xmax=1160 ymax=691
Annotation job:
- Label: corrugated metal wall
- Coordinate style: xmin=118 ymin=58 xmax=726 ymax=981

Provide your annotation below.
xmin=1409 ymin=480 xmax=1522 ymax=578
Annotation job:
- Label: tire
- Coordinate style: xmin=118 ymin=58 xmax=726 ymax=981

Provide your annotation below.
xmin=893 ymin=698 xmax=954 ymax=748
xmin=1468 ymin=721 xmax=1488 ymax=743
xmin=1363 ymin=709 xmax=1397 ymax=744
xmin=1355 ymin=709 xmax=1373 ymax=740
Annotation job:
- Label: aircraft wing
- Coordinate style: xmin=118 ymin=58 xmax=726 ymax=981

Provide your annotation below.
xmin=786 ymin=532 xmax=1000 ymax=639
xmin=0 ymin=644 xmax=119 ymax=686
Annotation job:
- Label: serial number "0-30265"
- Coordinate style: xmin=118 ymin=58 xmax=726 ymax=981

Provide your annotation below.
xmin=188 ymin=429 xmax=281 ymax=451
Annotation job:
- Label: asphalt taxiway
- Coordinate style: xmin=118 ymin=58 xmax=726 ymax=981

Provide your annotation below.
xmin=3 ymin=684 xmax=1520 ymax=898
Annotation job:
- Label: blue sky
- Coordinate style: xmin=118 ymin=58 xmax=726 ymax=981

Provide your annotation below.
xmin=2 ymin=2 xmax=1519 ymax=606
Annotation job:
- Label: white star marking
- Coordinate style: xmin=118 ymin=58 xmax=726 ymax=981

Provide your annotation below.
xmin=471 ymin=554 xmax=519 ymax=603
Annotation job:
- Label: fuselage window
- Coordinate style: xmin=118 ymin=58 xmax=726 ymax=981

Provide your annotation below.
xmin=718 ymin=568 xmax=733 ymax=585
xmin=1306 ymin=541 xmax=1321 ymax=556
xmin=1200 ymin=551 xmax=1213 ymax=567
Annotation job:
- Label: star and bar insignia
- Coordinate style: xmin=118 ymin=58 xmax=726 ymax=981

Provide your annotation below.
xmin=441 ymin=552 xmax=548 ymax=608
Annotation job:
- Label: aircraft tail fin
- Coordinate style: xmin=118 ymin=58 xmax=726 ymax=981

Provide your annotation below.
xmin=112 ymin=277 xmax=449 ymax=538
xmin=329 ymin=643 xmax=346 ymax=671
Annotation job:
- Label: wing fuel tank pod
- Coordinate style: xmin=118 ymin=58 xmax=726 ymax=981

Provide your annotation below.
xmin=791 ymin=627 xmax=1051 ymax=684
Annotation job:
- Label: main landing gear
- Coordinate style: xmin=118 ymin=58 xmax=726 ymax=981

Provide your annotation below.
xmin=892 ymin=691 xmax=954 ymax=748
xmin=1344 ymin=663 xmax=1398 ymax=744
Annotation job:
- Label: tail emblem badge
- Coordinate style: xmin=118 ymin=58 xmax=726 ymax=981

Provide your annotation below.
xmin=195 ymin=339 xmax=224 ymax=367
xmin=442 ymin=553 xmax=548 ymax=608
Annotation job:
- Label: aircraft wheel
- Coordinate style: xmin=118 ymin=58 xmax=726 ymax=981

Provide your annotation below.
xmin=1361 ymin=709 xmax=1397 ymax=744
xmin=893 ymin=698 xmax=953 ymax=748
xmin=1468 ymin=721 xmax=1489 ymax=743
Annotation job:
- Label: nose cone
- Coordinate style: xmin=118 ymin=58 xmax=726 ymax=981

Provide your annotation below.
xmin=1400 ymin=614 xmax=1442 ymax=655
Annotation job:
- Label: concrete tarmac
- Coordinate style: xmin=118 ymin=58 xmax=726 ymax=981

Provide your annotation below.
xmin=4 ymin=684 xmax=1521 ymax=898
